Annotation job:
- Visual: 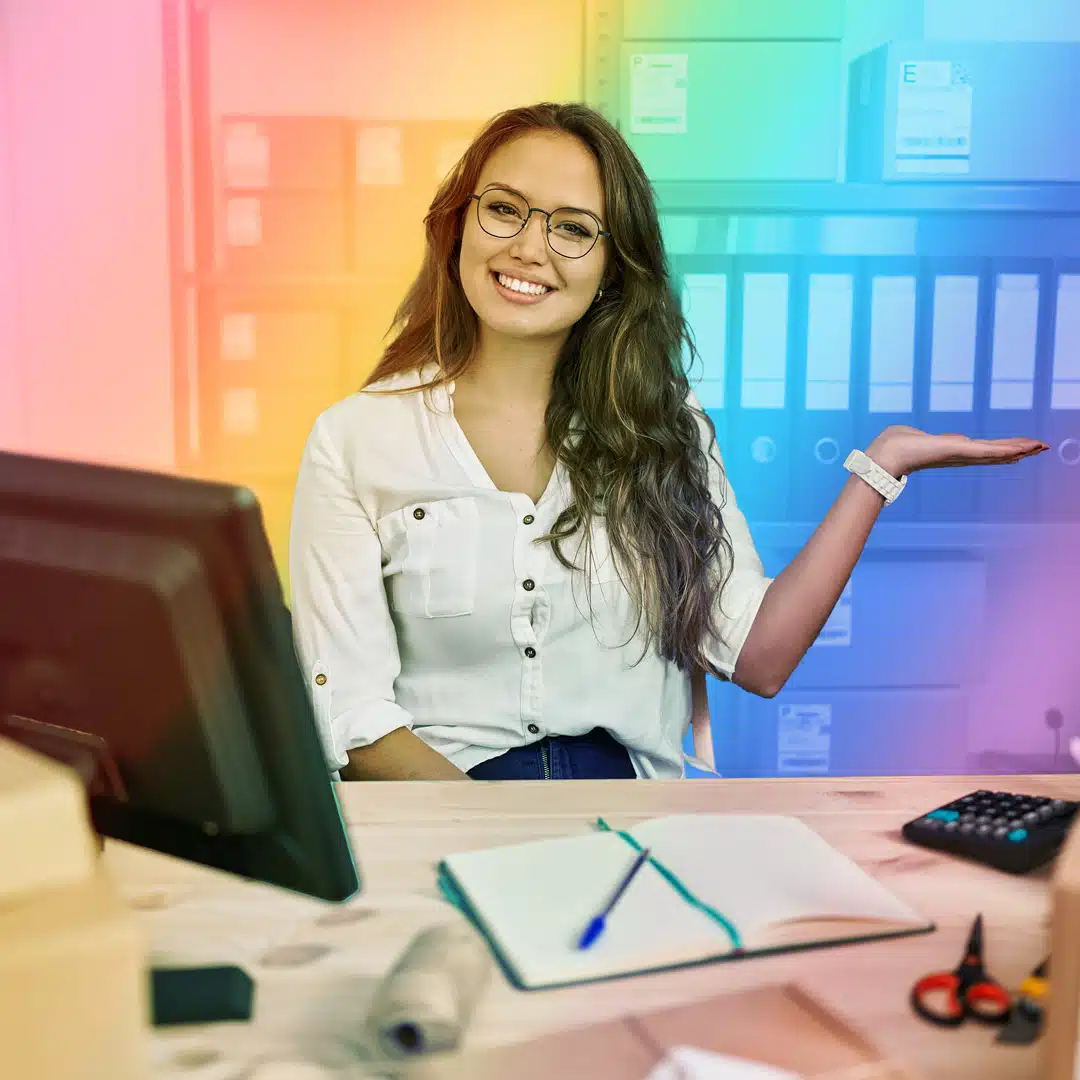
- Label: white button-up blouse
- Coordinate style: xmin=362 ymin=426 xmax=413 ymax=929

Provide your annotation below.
xmin=289 ymin=363 xmax=774 ymax=778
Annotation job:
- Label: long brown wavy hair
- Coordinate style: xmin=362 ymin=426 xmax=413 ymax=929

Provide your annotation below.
xmin=362 ymin=102 xmax=735 ymax=676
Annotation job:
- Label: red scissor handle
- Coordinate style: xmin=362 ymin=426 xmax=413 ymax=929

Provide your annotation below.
xmin=912 ymin=972 xmax=965 ymax=1024
xmin=964 ymin=980 xmax=1012 ymax=1020
xmin=912 ymin=972 xmax=1012 ymax=1026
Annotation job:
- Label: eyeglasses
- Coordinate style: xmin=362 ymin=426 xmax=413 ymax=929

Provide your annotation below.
xmin=467 ymin=187 xmax=609 ymax=259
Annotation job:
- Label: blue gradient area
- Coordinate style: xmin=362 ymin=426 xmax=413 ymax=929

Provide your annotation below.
xmin=668 ymin=40 xmax=1080 ymax=780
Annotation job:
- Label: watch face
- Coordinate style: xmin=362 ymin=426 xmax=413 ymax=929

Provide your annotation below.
xmin=850 ymin=454 xmax=870 ymax=475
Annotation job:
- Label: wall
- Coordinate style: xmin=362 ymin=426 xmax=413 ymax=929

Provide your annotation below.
xmin=2 ymin=0 xmax=174 ymax=468
xmin=208 ymin=0 xmax=584 ymax=121
xmin=0 ymin=5 xmax=23 ymax=452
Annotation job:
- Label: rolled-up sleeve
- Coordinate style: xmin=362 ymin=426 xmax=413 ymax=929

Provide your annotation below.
xmin=289 ymin=414 xmax=414 ymax=771
xmin=686 ymin=390 xmax=775 ymax=679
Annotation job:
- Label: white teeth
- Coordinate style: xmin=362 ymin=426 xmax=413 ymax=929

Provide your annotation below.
xmin=496 ymin=272 xmax=550 ymax=296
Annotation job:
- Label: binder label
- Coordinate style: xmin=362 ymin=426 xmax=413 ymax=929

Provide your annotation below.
xmin=225 ymin=198 xmax=262 ymax=247
xmin=778 ymin=704 xmax=831 ymax=775
xmin=630 ymin=53 xmax=688 ymax=135
xmin=895 ymin=60 xmax=972 ymax=175
xmin=356 ymin=126 xmax=404 ymax=186
xmin=221 ymin=313 xmax=257 ymax=362
xmin=223 ymin=122 xmax=269 ymax=188
xmin=223 ymin=388 xmax=259 ymax=436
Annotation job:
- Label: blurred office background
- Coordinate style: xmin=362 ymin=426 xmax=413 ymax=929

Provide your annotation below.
xmin=1 ymin=0 xmax=1078 ymax=778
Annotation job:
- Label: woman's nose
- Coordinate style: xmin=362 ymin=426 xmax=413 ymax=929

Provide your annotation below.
xmin=509 ymin=210 xmax=549 ymax=260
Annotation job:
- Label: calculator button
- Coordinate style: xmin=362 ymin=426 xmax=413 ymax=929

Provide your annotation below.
xmin=976 ymin=824 xmax=992 ymax=836
xmin=959 ymin=823 xmax=976 ymax=834
xmin=1008 ymin=828 xmax=1028 ymax=842
xmin=1023 ymin=812 xmax=1040 ymax=825
xmin=1051 ymin=800 xmax=1069 ymax=814
xmin=943 ymin=821 xmax=959 ymax=832
xmin=928 ymin=809 xmax=959 ymax=822
xmin=993 ymin=827 xmax=1008 ymax=839
xmin=1038 ymin=806 xmax=1055 ymax=820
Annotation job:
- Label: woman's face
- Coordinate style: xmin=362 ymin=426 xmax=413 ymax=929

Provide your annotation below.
xmin=458 ymin=130 xmax=608 ymax=348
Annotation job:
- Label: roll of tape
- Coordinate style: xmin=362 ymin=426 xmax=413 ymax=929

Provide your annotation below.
xmin=366 ymin=923 xmax=491 ymax=1059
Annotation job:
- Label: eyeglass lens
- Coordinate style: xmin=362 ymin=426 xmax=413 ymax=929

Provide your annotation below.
xmin=475 ymin=188 xmax=600 ymax=258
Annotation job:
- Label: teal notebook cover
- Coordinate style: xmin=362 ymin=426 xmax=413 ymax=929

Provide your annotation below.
xmin=436 ymin=814 xmax=934 ymax=992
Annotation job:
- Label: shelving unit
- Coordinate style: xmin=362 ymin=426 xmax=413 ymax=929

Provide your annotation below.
xmin=161 ymin=0 xmax=1080 ymax=778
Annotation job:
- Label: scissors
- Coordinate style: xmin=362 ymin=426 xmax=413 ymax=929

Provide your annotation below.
xmin=911 ymin=915 xmax=1013 ymax=1027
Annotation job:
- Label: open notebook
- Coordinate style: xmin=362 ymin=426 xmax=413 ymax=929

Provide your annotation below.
xmin=437 ymin=814 xmax=934 ymax=991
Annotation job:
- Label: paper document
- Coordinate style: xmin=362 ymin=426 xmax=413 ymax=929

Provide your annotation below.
xmin=646 ymin=1046 xmax=800 ymax=1080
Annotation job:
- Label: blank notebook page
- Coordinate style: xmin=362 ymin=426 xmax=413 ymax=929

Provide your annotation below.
xmin=440 ymin=814 xmax=928 ymax=989
xmin=442 ymin=829 xmax=728 ymax=987
xmin=630 ymin=814 xmax=926 ymax=933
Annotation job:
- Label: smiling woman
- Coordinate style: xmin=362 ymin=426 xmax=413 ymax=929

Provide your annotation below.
xmin=287 ymin=102 xmax=765 ymax=783
xmin=287 ymin=102 xmax=1045 ymax=785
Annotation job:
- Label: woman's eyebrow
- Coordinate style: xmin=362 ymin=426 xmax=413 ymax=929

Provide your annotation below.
xmin=480 ymin=181 xmax=603 ymax=221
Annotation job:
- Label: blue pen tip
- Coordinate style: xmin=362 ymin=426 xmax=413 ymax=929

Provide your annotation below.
xmin=577 ymin=917 xmax=605 ymax=950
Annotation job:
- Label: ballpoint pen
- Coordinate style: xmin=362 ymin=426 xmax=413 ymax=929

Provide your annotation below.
xmin=576 ymin=846 xmax=652 ymax=950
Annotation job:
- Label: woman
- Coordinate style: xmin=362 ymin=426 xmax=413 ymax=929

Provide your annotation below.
xmin=289 ymin=102 xmax=1045 ymax=782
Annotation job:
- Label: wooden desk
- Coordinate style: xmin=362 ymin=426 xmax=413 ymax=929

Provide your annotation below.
xmin=102 ymin=776 xmax=1080 ymax=1079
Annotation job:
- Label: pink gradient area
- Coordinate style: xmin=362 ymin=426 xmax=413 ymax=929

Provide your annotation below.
xmin=1 ymin=0 xmax=174 ymax=470
xmin=969 ymin=532 xmax=1080 ymax=758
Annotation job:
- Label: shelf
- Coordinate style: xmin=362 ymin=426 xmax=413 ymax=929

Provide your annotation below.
xmin=653 ymin=181 xmax=1080 ymax=216
xmin=749 ymin=520 xmax=1080 ymax=552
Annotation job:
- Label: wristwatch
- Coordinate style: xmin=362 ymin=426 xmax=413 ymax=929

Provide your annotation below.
xmin=843 ymin=448 xmax=908 ymax=504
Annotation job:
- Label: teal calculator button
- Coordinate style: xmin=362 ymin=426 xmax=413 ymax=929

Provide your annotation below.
xmin=1008 ymin=828 xmax=1028 ymax=842
xmin=928 ymin=809 xmax=959 ymax=822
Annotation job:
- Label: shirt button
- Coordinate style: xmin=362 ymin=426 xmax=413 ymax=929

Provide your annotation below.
xmin=524 ymin=647 xmax=536 ymax=658
xmin=523 ymin=514 xmax=534 ymax=525
xmin=412 ymin=507 xmax=425 ymax=520
xmin=522 ymin=579 xmax=535 ymax=591
xmin=527 ymin=724 xmax=540 ymax=735
xmin=315 ymin=674 xmax=327 ymax=686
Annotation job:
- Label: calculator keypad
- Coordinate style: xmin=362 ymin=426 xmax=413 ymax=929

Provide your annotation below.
xmin=902 ymin=790 xmax=1079 ymax=874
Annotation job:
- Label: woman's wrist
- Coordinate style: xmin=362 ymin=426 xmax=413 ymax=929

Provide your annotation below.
xmin=864 ymin=433 xmax=907 ymax=480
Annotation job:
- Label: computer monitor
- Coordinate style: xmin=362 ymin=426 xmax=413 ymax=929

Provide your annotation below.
xmin=0 ymin=449 xmax=360 ymax=906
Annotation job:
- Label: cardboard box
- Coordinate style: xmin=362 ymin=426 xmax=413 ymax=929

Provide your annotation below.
xmin=218 ymin=192 xmax=350 ymax=276
xmin=210 ymin=306 xmax=347 ymax=473
xmin=353 ymin=119 xmax=482 ymax=274
xmin=219 ymin=115 xmax=350 ymax=191
xmin=847 ymin=41 xmax=1080 ymax=183
xmin=620 ymin=42 xmax=842 ymax=181
xmin=0 ymin=738 xmax=148 ymax=1080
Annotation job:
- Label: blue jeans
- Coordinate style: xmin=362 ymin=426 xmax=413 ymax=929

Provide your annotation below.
xmin=467 ymin=727 xmax=637 ymax=780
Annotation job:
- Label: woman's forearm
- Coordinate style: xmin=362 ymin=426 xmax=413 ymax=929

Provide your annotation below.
xmin=339 ymin=726 xmax=472 ymax=781
xmin=732 ymin=439 xmax=901 ymax=698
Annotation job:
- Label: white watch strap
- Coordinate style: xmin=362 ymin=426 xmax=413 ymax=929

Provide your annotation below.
xmin=843 ymin=449 xmax=908 ymax=504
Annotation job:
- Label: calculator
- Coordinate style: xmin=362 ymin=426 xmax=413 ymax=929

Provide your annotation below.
xmin=902 ymin=789 xmax=1080 ymax=874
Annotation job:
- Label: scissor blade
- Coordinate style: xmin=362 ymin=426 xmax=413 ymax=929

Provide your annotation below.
xmin=965 ymin=914 xmax=984 ymax=958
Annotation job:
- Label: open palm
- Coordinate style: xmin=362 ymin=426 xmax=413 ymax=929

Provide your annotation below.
xmin=880 ymin=426 xmax=1048 ymax=475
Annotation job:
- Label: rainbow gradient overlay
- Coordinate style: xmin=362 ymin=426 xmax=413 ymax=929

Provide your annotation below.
xmin=1 ymin=0 xmax=1078 ymax=778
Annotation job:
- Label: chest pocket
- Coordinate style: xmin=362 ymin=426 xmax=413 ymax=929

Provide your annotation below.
xmin=376 ymin=497 xmax=480 ymax=618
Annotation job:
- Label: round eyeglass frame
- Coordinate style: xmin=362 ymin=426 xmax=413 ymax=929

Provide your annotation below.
xmin=466 ymin=189 xmax=610 ymax=259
